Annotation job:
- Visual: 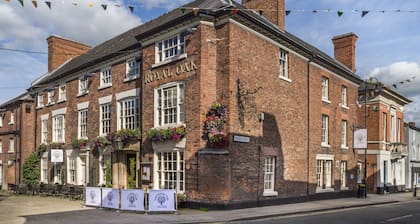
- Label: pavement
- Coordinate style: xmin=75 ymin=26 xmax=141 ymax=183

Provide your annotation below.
xmin=0 ymin=191 xmax=418 ymax=224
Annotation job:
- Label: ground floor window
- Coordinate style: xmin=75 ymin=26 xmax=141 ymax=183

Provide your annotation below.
xmin=68 ymin=157 xmax=76 ymax=184
xmin=54 ymin=164 xmax=62 ymax=184
xmin=317 ymin=159 xmax=332 ymax=189
xmin=263 ymin=157 xmax=277 ymax=196
xmin=157 ymin=151 xmax=184 ymax=192
xmin=340 ymin=161 xmax=347 ymax=188
xmin=41 ymin=152 xmax=48 ymax=183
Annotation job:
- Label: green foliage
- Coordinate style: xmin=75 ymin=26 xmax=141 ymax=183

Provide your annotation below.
xmin=71 ymin=139 xmax=88 ymax=149
xmin=107 ymin=128 xmax=141 ymax=142
xmin=127 ymin=157 xmax=136 ymax=189
xmin=22 ymin=153 xmax=40 ymax=186
xmin=37 ymin=143 xmax=47 ymax=153
xmin=105 ymin=160 xmax=112 ymax=188
xmin=147 ymin=125 xmax=186 ymax=142
xmin=177 ymin=193 xmax=187 ymax=203
xmin=49 ymin=142 xmax=64 ymax=149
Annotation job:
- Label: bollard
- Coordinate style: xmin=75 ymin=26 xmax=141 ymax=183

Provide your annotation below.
xmin=414 ymin=185 xmax=417 ymax=197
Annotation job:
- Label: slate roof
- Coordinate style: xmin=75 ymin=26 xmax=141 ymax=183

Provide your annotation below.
xmin=34 ymin=0 xmax=362 ymax=86
xmin=0 ymin=92 xmax=32 ymax=109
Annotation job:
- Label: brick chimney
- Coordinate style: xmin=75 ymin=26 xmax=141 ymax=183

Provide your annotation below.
xmin=47 ymin=35 xmax=91 ymax=72
xmin=332 ymin=33 xmax=358 ymax=72
xmin=242 ymin=0 xmax=285 ymax=31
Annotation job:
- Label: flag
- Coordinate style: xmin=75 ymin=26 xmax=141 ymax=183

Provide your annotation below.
xmin=18 ymin=0 xmax=24 ymax=7
xmin=5 ymin=0 xmax=11 ymax=3
xmin=285 ymin=10 xmax=291 ymax=16
xmin=101 ymin=4 xmax=107 ymax=10
xmin=31 ymin=0 xmax=37 ymax=8
xmin=312 ymin=10 xmax=317 ymax=13
xmin=361 ymin=11 xmax=369 ymax=17
xmin=180 ymin=8 xmax=186 ymax=14
xmin=258 ymin=10 xmax=263 ymax=16
xmin=192 ymin=8 xmax=199 ymax=16
xmin=45 ymin=1 xmax=51 ymax=9
xmin=88 ymin=2 xmax=93 ymax=7
xmin=72 ymin=2 xmax=77 ymax=6
xmin=231 ymin=9 xmax=238 ymax=14
xmin=128 ymin=6 xmax=134 ymax=13
xmin=337 ymin=11 xmax=343 ymax=17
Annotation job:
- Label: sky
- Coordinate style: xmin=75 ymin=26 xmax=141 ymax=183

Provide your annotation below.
xmin=0 ymin=0 xmax=419 ymax=123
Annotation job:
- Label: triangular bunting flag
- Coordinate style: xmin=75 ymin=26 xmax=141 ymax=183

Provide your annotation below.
xmin=361 ymin=10 xmax=369 ymax=17
xmin=18 ymin=0 xmax=24 ymax=7
xmin=5 ymin=0 xmax=11 ymax=3
xmin=312 ymin=10 xmax=317 ymax=13
xmin=258 ymin=10 xmax=263 ymax=16
xmin=72 ymin=2 xmax=77 ymax=6
xmin=88 ymin=3 xmax=93 ymax=7
xmin=337 ymin=11 xmax=343 ymax=17
xmin=31 ymin=0 xmax=37 ymax=8
xmin=180 ymin=8 xmax=186 ymax=14
xmin=285 ymin=10 xmax=291 ymax=16
xmin=45 ymin=1 xmax=51 ymax=9
xmin=192 ymin=8 xmax=199 ymax=16
xmin=128 ymin=6 xmax=134 ymax=13
xmin=114 ymin=4 xmax=120 ymax=7
xmin=231 ymin=9 xmax=238 ymax=14
xmin=101 ymin=4 xmax=107 ymax=10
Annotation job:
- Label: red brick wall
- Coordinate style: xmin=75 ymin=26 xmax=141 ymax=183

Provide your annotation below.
xmin=47 ymin=36 xmax=91 ymax=72
xmin=242 ymin=0 xmax=285 ymax=31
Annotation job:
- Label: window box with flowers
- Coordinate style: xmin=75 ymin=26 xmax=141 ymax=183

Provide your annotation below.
xmin=147 ymin=125 xmax=186 ymax=149
xmin=204 ymin=102 xmax=229 ymax=148
xmin=107 ymin=128 xmax=141 ymax=150
xmin=49 ymin=142 xmax=64 ymax=149
xmin=92 ymin=136 xmax=111 ymax=156
xmin=71 ymin=139 xmax=89 ymax=149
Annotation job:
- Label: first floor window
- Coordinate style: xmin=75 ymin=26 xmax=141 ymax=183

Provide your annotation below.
xmin=126 ymin=58 xmax=140 ymax=79
xmin=37 ymin=93 xmax=44 ymax=107
xmin=41 ymin=119 xmax=48 ymax=144
xmin=119 ymin=98 xmax=140 ymax=130
xmin=9 ymin=138 xmax=14 ymax=153
xmin=79 ymin=77 xmax=89 ymax=94
xmin=53 ymin=115 xmax=65 ymax=142
xmin=78 ymin=109 xmax=88 ymax=139
xmin=341 ymin=120 xmax=347 ymax=148
xmin=41 ymin=152 xmax=48 ymax=183
xmin=156 ymin=33 xmax=186 ymax=63
xmin=157 ymin=151 xmax=184 ymax=192
xmin=100 ymin=104 xmax=111 ymax=135
xmin=156 ymin=83 xmax=185 ymax=127
xmin=100 ymin=67 xmax=112 ymax=86
xmin=322 ymin=76 xmax=329 ymax=101
xmin=321 ymin=115 xmax=329 ymax=146
xmin=317 ymin=159 xmax=332 ymax=189
xmin=69 ymin=157 xmax=76 ymax=184
xmin=264 ymin=157 xmax=276 ymax=193
xmin=279 ymin=49 xmax=288 ymax=79
xmin=340 ymin=161 xmax=347 ymax=188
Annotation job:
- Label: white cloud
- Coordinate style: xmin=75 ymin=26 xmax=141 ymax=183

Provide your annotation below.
xmin=137 ymin=0 xmax=191 ymax=10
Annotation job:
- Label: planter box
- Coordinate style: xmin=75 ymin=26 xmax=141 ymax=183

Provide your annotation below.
xmin=152 ymin=138 xmax=186 ymax=152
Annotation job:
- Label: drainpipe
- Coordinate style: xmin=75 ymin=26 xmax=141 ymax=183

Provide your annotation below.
xmin=306 ymin=54 xmax=314 ymax=198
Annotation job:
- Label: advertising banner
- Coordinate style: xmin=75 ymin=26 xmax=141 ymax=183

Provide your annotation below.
xmin=101 ymin=188 xmax=120 ymax=209
xmin=148 ymin=189 xmax=176 ymax=212
xmin=50 ymin=149 xmax=63 ymax=163
xmin=120 ymin=189 xmax=145 ymax=211
xmin=85 ymin=187 xmax=101 ymax=207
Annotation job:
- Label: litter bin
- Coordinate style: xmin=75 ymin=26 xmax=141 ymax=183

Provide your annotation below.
xmin=358 ymin=183 xmax=366 ymax=198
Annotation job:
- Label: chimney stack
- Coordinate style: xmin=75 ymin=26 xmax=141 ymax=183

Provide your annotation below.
xmin=242 ymin=0 xmax=285 ymax=31
xmin=332 ymin=33 xmax=358 ymax=72
xmin=47 ymin=35 xmax=91 ymax=72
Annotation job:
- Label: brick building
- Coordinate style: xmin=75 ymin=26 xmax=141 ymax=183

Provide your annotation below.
xmin=358 ymin=82 xmax=411 ymax=193
xmin=0 ymin=93 xmax=35 ymax=190
xmin=405 ymin=122 xmax=420 ymax=190
xmin=25 ymin=0 xmax=365 ymax=208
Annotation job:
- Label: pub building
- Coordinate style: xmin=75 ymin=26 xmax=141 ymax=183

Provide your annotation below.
xmin=29 ymin=0 xmax=363 ymax=209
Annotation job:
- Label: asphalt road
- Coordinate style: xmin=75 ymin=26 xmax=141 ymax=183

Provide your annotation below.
xmin=232 ymin=200 xmax=420 ymax=224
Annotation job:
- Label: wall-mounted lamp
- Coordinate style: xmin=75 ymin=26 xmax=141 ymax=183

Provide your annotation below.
xmin=258 ymin=112 xmax=265 ymax=122
xmin=372 ymin=105 xmax=379 ymax=112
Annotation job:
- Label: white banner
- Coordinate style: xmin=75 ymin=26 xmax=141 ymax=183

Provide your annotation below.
xmin=148 ymin=189 xmax=176 ymax=212
xmin=85 ymin=187 xmax=101 ymax=207
xmin=121 ymin=189 xmax=145 ymax=211
xmin=102 ymin=188 xmax=120 ymax=209
xmin=51 ymin=149 xmax=63 ymax=163
xmin=354 ymin=129 xmax=368 ymax=149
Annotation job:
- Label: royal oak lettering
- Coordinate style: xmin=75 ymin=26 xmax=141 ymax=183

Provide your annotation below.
xmin=145 ymin=61 xmax=198 ymax=84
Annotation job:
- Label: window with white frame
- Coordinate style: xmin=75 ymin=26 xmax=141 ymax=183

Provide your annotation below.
xmin=341 ymin=120 xmax=347 ymax=148
xmin=37 ymin=93 xmax=44 ymax=107
xmin=9 ymin=138 xmax=14 ymax=153
xmin=357 ymin=162 xmax=362 ymax=183
xmin=391 ymin=115 xmax=396 ymax=142
xmin=156 ymin=33 xmax=186 ymax=63
xmin=397 ymin=118 xmax=401 ymax=142
xmin=321 ymin=115 xmax=329 ymax=146
xmin=340 ymin=161 xmax=347 ymax=188
xmin=41 ymin=152 xmax=48 ymax=183
xmin=321 ymin=77 xmax=329 ymax=102
xmin=54 ymin=164 xmax=62 ymax=184
xmin=79 ymin=77 xmax=89 ymax=95
xmin=100 ymin=67 xmax=112 ymax=87
xmin=279 ymin=49 xmax=288 ymax=79
xmin=47 ymin=89 xmax=55 ymax=105
xmin=53 ymin=115 xmax=65 ymax=142
xmin=155 ymin=83 xmax=185 ymax=127
xmin=100 ymin=104 xmax=111 ymax=136
xmin=9 ymin=112 xmax=15 ymax=124
xmin=0 ymin=141 xmax=2 ymax=153
xmin=41 ymin=119 xmax=48 ymax=144
xmin=58 ymin=85 xmax=66 ymax=102
xmin=126 ymin=58 xmax=140 ymax=79
xmin=316 ymin=159 xmax=332 ymax=189
xmin=78 ymin=109 xmax=88 ymax=139
xmin=0 ymin=115 xmax=2 ymax=127
xmin=0 ymin=161 xmax=2 ymax=186
xmin=157 ymin=151 xmax=184 ymax=192
xmin=382 ymin=113 xmax=387 ymax=141
xmin=68 ymin=157 xmax=76 ymax=184
xmin=341 ymin=86 xmax=348 ymax=107
xmin=264 ymin=157 xmax=277 ymax=196
xmin=119 ymin=98 xmax=140 ymax=130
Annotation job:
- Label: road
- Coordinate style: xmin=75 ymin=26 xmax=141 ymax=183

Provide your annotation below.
xmin=231 ymin=200 xmax=420 ymax=224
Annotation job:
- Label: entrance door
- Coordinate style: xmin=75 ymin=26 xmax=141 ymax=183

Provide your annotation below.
xmin=126 ymin=154 xmax=136 ymax=189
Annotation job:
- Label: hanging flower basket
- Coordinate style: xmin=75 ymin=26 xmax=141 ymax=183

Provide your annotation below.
xmin=203 ymin=102 xmax=229 ymax=148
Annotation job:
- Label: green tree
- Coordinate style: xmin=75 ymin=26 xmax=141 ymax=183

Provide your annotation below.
xmin=127 ymin=157 xmax=136 ymax=189
xmin=105 ymin=160 xmax=112 ymax=188
xmin=22 ymin=153 xmax=40 ymax=186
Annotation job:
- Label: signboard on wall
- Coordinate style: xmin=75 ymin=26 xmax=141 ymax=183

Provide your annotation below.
xmin=85 ymin=187 xmax=101 ymax=207
xmin=121 ymin=189 xmax=145 ymax=211
xmin=102 ymin=188 xmax=120 ymax=209
xmin=148 ymin=189 xmax=176 ymax=212
xmin=51 ymin=149 xmax=63 ymax=163
xmin=354 ymin=129 xmax=367 ymax=149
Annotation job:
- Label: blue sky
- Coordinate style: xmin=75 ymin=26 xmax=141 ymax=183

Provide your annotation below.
xmin=1 ymin=0 xmax=419 ymax=122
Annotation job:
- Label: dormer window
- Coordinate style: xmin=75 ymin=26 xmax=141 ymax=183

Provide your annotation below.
xmin=155 ymin=33 xmax=186 ymax=64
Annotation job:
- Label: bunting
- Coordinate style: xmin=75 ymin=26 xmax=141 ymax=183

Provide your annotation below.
xmin=337 ymin=11 xmax=343 ymax=17
xmin=128 ymin=6 xmax=134 ymax=13
xmin=192 ymin=8 xmax=199 ymax=16
xmin=101 ymin=4 xmax=107 ymax=11
xmin=231 ymin=9 xmax=238 ymax=14
xmin=361 ymin=10 xmax=369 ymax=17
xmin=45 ymin=1 xmax=50 ymax=10
xmin=285 ymin=10 xmax=291 ymax=16
xmin=88 ymin=3 xmax=93 ymax=7
xmin=31 ymin=0 xmax=37 ymax=8
xmin=5 ymin=0 xmax=11 ymax=3
xmin=18 ymin=0 xmax=23 ymax=7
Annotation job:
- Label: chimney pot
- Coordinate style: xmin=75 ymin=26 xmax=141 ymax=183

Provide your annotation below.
xmin=332 ymin=33 xmax=358 ymax=72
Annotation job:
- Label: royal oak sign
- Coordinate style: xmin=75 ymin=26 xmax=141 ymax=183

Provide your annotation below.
xmin=144 ymin=61 xmax=198 ymax=84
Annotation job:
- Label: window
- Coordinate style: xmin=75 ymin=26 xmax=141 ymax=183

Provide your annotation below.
xmin=321 ymin=115 xmax=329 ymax=146
xmin=119 ymin=98 xmax=140 ymax=130
xmin=156 ymin=33 xmax=186 ymax=63
xmin=58 ymin=85 xmax=66 ymax=102
xmin=78 ymin=109 xmax=88 ymax=139
xmin=155 ymin=83 xmax=185 ymax=127
xmin=340 ymin=161 xmax=347 ymax=188
xmin=37 ymin=93 xmax=44 ymax=107
xmin=47 ymin=89 xmax=55 ymax=105
xmin=321 ymin=77 xmax=329 ymax=102
xmin=0 ymin=115 xmax=2 ymax=127
xmin=41 ymin=152 xmax=48 ymax=183
xmin=382 ymin=113 xmax=387 ymax=142
xmin=53 ymin=115 xmax=65 ymax=142
xmin=279 ymin=49 xmax=288 ymax=79
xmin=357 ymin=162 xmax=362 ymax=183
xmin=126 ymin=58 xmax=140 ymax=79
xmin=9 ymin=112 xmax=15 ymax=124
xmin=157 ymin=151 xmax=184 ymax=192
xmin=9 ymin=138 xmax=14 ymax=153
xmin=0 ymin=141 xmax=2 ymax=153
xmin=341 ymin=86 xmax=348 ymax=108
xmin=391 ymin=115 xmax=396 ymax=142
xmin=100 ymin=67 xmax=112 ymax=87
xmin=99 ymin=154 xmax=111 ymax=185
xmin=341 ymin=120 xmax=347 ymax=148
xmin=79 ymin=77 xmax=89 ymax=95
xmin=317 ymin=159 xmax=332 ymax=189
xmin=100 ymin=104 xmax=111 ymax=136
xmin=397 ymin=118 xmax=401 ymax=142
xmin=54 ymin=164 xmax=62 ymax=184
xmin=68 ymin=157 xmax=76 ymax=184
xmin=41 ymin=119 xmax=48 ymax=144
xmin=263 ymin=157 xmax=277 ymax=196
